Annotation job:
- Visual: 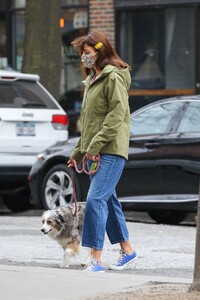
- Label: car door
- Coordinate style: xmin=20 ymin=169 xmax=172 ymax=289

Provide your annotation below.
xmin=160 ymin=100 xmax=200 ymax=201
xmin=117 ymin=100 xmax=184 ymax=198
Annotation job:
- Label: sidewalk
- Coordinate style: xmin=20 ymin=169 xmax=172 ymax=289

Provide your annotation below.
xmin=0 ymin=264 xmax=192 ymax=300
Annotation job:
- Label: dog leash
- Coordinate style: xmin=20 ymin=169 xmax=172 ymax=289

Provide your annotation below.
xmin=69 ymin=154 xmax=100 ymax=216
xmin=69 ymin=167 xmax=78 ymax=217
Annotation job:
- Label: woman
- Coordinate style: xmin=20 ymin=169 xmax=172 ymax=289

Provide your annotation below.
xmin=68 ymin=31 xmax=137 ymax=272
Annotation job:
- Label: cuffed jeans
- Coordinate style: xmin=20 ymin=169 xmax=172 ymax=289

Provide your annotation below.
xmin=82 ymin=154 xmax=129 ymax=250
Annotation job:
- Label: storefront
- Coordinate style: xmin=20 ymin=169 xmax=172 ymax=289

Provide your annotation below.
xmin=115 ymin=0 xmax=200 ymax=112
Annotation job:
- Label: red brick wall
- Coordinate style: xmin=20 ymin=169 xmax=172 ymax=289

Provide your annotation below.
xmin=88 ymin=0 xmax=115 ymax=47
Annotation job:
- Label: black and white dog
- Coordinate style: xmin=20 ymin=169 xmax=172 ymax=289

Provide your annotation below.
xmin=41 ymin=204 xmax=92 ymax=268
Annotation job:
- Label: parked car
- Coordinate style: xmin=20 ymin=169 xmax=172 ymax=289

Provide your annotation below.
xmin=28 ymin=95 xmax=200 ymax=224
xmin=0 ymin=69 xmax=69 ymax=212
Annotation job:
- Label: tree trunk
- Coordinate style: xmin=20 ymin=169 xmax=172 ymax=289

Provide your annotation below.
xmin=191 ymin=177 xmax=200 ymax=291
xmin=22 ymin=0 xmax=61 ymax=100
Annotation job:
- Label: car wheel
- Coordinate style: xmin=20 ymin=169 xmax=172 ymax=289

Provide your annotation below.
xmin=40 ymin=164 xmax=81 ymax=210
xmin=2 ymin=189 xmax=31 ymax=213
xmin=148 ymin=210 xmax=189 ymax=225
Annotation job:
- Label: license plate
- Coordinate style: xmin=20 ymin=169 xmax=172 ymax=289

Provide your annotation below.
xmin=16 ymin=123 xmax=35 ymax=136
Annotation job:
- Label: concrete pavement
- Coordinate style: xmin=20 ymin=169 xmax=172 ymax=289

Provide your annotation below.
xmin=0 ymin=264 xmax=192 ymax=300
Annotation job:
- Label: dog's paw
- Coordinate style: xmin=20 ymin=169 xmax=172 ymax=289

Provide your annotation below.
xmin=60 ymin=264 xmax=69 ymax=269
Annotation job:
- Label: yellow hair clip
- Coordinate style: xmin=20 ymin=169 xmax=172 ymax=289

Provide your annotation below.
xmin=95 ymin=42 xmax=103 ymax=50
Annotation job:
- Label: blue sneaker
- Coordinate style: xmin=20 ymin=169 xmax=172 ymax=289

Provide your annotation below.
xmin=85 ymin=258 xmax=105 ymax=272
xmin=109 ymin=251 xmax=137 ymax=270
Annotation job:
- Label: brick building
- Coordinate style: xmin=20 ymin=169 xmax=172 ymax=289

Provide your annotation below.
xmin=88 ymin=0 xmax=115 ymax=46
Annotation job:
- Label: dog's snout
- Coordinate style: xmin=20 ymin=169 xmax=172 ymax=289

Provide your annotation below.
xmin=41 ymin=226 xmax=52 ymax=234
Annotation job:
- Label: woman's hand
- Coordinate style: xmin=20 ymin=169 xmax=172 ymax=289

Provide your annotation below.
xmin=67 ymin=157 xmax=76 ymax=168
xmin=85 ymin=153 xmax=99 ymax=161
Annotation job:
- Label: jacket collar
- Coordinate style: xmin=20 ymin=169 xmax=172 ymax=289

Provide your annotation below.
xmin=82 ymin=65 xmax=116 ymax=88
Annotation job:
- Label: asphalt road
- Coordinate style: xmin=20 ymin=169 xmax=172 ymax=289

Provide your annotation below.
xmin=0 ymin=196 xmax=197 ymax=225
xmin=0 ymin=209 xmax=197 ymax=228
xmin=0 ymin=192 xmax=197 ymax=225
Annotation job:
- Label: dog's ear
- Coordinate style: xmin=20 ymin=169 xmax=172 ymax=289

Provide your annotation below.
xmin=53 ymin=209 xmax=65 ymax=224
xmin=57 ymin=212 xmax=65 ymax=223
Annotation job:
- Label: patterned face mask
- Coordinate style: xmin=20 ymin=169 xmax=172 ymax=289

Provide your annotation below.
xmin=81 ymin=52 xmax=97 ymax=68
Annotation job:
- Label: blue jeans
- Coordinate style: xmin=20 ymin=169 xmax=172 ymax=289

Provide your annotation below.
xmin=82 ymin=154 xmax=129 ymax=250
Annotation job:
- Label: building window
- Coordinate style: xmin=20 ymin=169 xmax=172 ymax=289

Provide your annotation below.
xmin=116 ymin=7 xmax=195 ymax=111
xmin=60 ymin=8 xmax=88 ymax=96
xmin=14 ymin=0 xmax=26 ymax=8
xmin=59 ymin=6 xmax=88 ymax=136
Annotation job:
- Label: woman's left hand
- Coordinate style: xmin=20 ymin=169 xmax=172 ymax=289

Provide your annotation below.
xmin=85 ymin=153 xmax=98 ymax=161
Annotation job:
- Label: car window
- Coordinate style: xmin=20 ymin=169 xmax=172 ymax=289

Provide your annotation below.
xmin=0 ymin=80 xmax=58 ymax=109
xmin=130 ymin=102 xmax=182 ymax=135
xmin=177 ymin=101 xmax=200 ymax=133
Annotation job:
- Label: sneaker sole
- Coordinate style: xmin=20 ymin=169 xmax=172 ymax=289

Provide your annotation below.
xmin=84 ymin=270 xmax=105 ymax=273
xmin=109 ymin=255 xmax=137 ymax=271
xmin=83 ymin=268 xmax=106 ymax=272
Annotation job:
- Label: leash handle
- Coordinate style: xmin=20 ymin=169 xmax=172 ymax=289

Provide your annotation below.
xmin=73 ymin=153 xmax=100 ymax=175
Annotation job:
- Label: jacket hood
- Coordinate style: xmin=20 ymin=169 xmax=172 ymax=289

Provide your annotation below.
xmin=114 ymin=66 xmax=131 ymax=91
xmin=83 ymin=65 xmax=131 ymax=90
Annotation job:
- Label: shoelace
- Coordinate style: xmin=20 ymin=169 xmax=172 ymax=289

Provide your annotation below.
xmin=87 ymin=258 xmax=97 ymax=270
xmin=117 ymin=250 xmax=127 ymax=264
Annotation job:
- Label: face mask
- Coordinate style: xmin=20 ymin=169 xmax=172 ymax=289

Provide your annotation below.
xmin=81 ymin=53 xmax=97 ymax=69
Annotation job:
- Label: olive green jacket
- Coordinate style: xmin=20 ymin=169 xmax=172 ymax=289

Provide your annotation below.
xmin=71 ymin=65 xmax=131 ymax=163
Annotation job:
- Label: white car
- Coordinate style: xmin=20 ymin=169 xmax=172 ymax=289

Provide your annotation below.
xmin=0 ymin=69 xmax=69 ymax=212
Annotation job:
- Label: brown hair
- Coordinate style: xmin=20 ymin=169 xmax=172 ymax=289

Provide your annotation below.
xmin=71 ymin=31 xmax=131 ymax=76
